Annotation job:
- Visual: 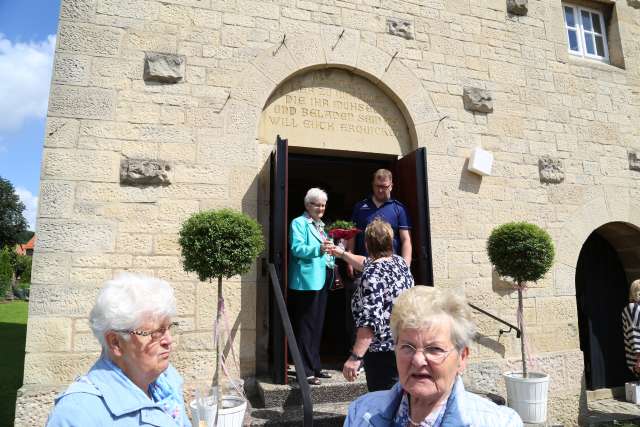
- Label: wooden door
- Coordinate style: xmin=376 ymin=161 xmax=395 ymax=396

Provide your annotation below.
xmin=393 ymin=148 xmax=434 ymax=286
xmin=269 ymin=135 xmax=288 ymax=384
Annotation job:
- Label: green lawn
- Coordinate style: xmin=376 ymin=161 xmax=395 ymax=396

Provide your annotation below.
xmin=0 ymin=301 xmax=28 ymax=427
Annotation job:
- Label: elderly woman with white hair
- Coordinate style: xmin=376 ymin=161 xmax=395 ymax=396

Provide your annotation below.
xmin=622 ymin=279 xmax=640 ymax=376
xmin=46 ymin=273 xmax=190 ymax=427
xmin=288 ymin=187 xmax=335 ymax=385
xmin=344 ymin=286 xmax=522 ymax=427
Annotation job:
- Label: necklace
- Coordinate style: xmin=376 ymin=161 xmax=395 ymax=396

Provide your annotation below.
xmin=407 ymin=416 xmax=423 ymax=426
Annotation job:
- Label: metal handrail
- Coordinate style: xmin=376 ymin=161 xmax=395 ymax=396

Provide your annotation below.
xmin=468 ymin=303 xmax=521 ymax=338
xmin=268 ymin=263 xmax=313 ymax=426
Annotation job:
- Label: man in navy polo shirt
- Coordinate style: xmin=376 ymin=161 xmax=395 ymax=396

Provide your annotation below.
xmin=346 ymin=169 xmax=412 ymax=269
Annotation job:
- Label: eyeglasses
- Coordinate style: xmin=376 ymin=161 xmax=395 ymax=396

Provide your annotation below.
xmin=309 ymin=202 xmax=326 ymax=208
xmin=396 ymin=343 xmax=456 ymax=364
xmin=374 ymin=183 xmax=392 ymax=190
xmin=114 ymin=322 xmax=180 ymax=340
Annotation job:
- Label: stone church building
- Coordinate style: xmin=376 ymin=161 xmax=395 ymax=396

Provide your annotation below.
xmin=14 ymin=0 xmax=640 ymax=425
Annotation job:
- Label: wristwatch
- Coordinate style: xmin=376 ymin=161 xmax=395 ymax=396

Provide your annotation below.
xmin=349 ymin=351 xmax=364 ymax=361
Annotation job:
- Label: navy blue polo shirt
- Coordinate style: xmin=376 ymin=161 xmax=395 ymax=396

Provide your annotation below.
xmin=350 ymin=197 xmax=411 ymax=256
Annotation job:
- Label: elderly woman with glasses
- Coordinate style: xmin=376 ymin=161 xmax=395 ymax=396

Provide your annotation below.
xmin=344 ymin=286 xmax=522 ymax=427
xmin=46 ymin=273 xmax=190 ymax=427
xmin=288 ymin=187 xmax=335 ymax=385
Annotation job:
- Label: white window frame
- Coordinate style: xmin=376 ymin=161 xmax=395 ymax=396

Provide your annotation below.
xmin=562 ymin=3 xmax=609 ymax=63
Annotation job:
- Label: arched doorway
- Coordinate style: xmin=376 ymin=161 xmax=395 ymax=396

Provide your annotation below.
xmin=576 ymin=222 xmax=640 ymax=389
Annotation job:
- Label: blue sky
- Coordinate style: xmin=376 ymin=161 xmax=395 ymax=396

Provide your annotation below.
xmin=0 ymin=0 xmax=61 ymax=230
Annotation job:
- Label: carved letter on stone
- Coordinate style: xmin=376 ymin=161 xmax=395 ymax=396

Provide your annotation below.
xmin=507 ymin=0 xmax=528 ymax=15
xmin=629 ymin=151 xmax=640 ymax=171
xmin=538 ymin=156 xmax=564 ymax=184
xmin=387 ymin=18 xmax=414 ymax=40
xmin=143 ymin=52 xmax=185 ymax=83
xmin=120 ymin=159 xmax=171 ymax=186
xmin=462 ymin=87 xmax=494 ymax=114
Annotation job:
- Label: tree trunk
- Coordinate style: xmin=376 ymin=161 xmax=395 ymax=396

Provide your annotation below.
xmin=214 ymin=276 xmax=223 ymax=423
xmin=517 ymin=284 xmax=528 ymax=378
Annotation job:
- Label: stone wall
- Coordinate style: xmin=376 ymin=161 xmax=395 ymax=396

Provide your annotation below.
xmin=17 ymin=0 xmax=640 ymax=425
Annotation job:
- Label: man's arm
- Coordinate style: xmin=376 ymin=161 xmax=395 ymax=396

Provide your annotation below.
xmin=399 ymin=229 xmax=412 ymax=267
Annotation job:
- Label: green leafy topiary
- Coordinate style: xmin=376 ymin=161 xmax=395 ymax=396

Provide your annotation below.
xmin=487 ymin=222 xmax=554 ymax=285
xmin=487 ymin=222 xmax=555 ymax=378
xmin=179 ymin=209 xmax=265 ymax=391
xmin=179 ymin=209 xmax=265 ymax=282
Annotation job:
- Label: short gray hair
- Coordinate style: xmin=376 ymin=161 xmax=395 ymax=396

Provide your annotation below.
xmin=391 ymin=286 xmax=476 ymax=351
xmin=630 ymin=279 xmax=640 ymax=303
xmin=303 ymin=188 xmax=328 ymax=206
xmin=90 ymin=272 xmax=177 ymax=351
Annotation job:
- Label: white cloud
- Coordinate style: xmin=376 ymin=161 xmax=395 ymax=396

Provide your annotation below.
xmin=0 ymin=34 xmax=56 ymax=132
xmin=15 ymin=187 xmax=38 ymax=231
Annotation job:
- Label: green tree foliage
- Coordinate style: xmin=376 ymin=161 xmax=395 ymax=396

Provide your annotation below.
xmin=179 ymin=209 xmax=265 ymax=282
xmin=487 ymin=222 xmax=554 ymax=285
xmin=15 ymin=255 xmax=31 ymax=284
xmin=0 ymin=177 xmax=27 ymax=249
xmin=0 ymin=247 xmax=13 ymax=299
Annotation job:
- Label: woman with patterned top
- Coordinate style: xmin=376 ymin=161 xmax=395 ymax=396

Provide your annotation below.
xmin=622 ymin=279 xmax=640 ymax=376
xmin=332 ymin=218 xmax=414 ymax=391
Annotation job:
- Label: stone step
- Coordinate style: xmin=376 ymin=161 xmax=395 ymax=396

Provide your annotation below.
xmin=248 ymin=401 xmax=350 ymax=426
xmin=255 ymin=368 xmax=367 ymax=408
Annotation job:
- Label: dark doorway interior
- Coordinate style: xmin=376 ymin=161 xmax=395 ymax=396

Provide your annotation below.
xmin=576 ymin=231 xmax=634 ymax=389
xmin=287 ymin=152 xmax=392 ymax=366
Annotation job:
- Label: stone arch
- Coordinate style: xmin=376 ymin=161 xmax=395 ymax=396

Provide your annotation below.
xmin=221 ymin=31 xmax=441 ymax=153
xmin=552 ymin=191 xmax=640 ymax=295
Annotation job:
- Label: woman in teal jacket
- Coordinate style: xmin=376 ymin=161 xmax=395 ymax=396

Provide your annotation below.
xmin=288 ymin=187 xmax=334 ymax=385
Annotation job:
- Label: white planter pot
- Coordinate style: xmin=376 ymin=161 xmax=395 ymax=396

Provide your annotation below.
xmin=217 ymin=395 xmax=247 ymax=427
xmin=190 ymin=395 xmax=247 ymax=427
xmin=503 ymin=372 xmax=549 ymax=424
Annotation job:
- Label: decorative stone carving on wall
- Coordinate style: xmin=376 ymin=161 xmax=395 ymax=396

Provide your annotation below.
xmin=628 ymin=0 xmax=640 ymax=9
xmin=462 ymin=87 xmax=494 ymax=113
xmin=507 ymin=0 xmax=528 ymax=15
xmin=629 ymin=151 xmax=640 ymax=171
xmin=143 ymin=52 xmax=185 ymax=83
xmin=539 ymin=156 xmax=564 ymax=184
xmin=387 ymin=18 xmax=413 ymax=40
xmin=120 ymin=158 xmax=171 ymax=186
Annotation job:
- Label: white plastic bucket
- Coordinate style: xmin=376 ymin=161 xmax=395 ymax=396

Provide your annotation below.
xmin=217 ymin=395 xmax=247 ymax=427
xmin=503 ymin=372 xmax=549 ymax=424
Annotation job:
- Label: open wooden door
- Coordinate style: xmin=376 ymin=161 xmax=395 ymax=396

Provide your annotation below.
xmin=269 ymin=135 xmax=289 ymax=384
xmin=393 ymin=148 xmax=434 ymax=286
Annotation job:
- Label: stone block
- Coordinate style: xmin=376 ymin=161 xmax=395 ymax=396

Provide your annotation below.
xmin=506 ymin=0 xmax=528 ymax=15
xmin=25 ymin=317 xmax=72 ymax=352
xmin=462 ymin=87 xmax=494 ymax=114
xmin=29 ymin=284 xmax=100 ymax=317
xmin=117 ymin=233 xmax=153 ymax=255
xmin=39 ymin=181 xmax=75 ymax=218
xmin=96 ymin=0 xmax=146 ymax=19
xmin=539 ymin=156 xmax=565 ymax=184
xmin=154 ymin=234 xmax=181 ymax=255
xmin=283 ymin=35 xmax=326 ymax=71
xmin=57 ymin=22 xmax=124 ymax=55
xmin=143 ymin=52 xmax=186 ymax=83
xmin=23 ymin=353 xmax=98 ymax=385
xmin=52 ymin=54 xmax=91 ymax=85
xmin=37 ymin=219 xmax=116 ymax=252
xmin=387 ymin=17 xmax=413 ymax=40
xmin=49 ymin=85 xmax=116 ymax=120
xmin=120 ymin=158 xmax=172 ymax=186
xmin=43 ymin=148 xmax=119 ymax=181
xmin=31 ymin=252 xmax=71 ymax=286
xmin=45 ymin=118 xmax=80 ymax=148
xmin=14 ymin=385 xmax=64 ymax=427
xmin=73 ymin=332 xmax=102 ymax=352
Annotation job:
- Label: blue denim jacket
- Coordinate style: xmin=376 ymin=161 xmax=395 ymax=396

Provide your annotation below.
xmin=344 ymin=376 xmax=523 ymax=427
xmin=46 ymin=357 xmax=191 ymax=427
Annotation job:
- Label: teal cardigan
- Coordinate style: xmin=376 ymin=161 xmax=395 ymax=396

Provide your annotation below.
xmin=288 ymin=214 xmax=333 ymax=291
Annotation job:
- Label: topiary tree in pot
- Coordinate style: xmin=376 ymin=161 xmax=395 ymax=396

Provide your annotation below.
xmin=487 ymin=222 xmax=554 ymax=423
xmin=487 ymin=221 xmax=554 ymax=377
xmin=179 ymin=209 xmax=264 ymax=403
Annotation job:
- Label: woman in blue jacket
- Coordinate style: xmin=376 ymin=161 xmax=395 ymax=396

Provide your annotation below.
xmin=289 ymin=187 xmax=335 ymax=385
